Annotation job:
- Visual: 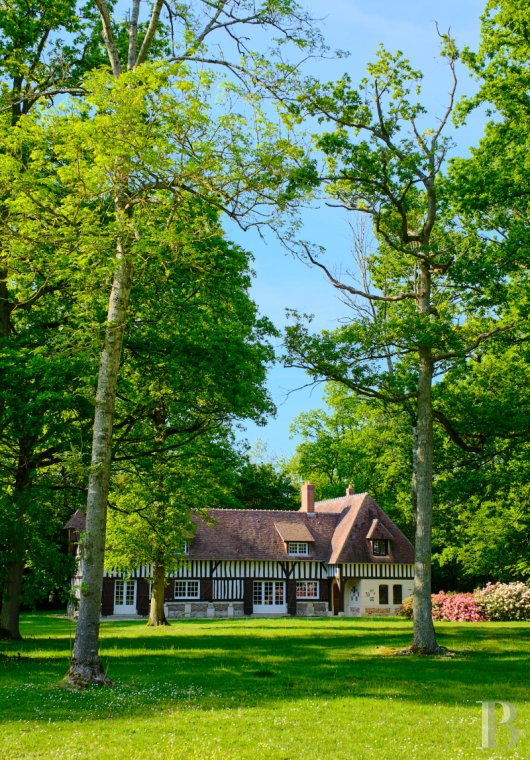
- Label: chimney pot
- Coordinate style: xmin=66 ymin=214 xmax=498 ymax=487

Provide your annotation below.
xmin=301 ymin=481 xmax=315 ymax=513
xmin=346 ymin=483 xmax=355 ymax=496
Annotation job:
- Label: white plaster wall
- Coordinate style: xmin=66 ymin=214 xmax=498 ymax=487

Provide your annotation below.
xmin=359 ymin=578 xmax=414 ymax=615
xmin=344 ymin=580 xmax=362 ymax=617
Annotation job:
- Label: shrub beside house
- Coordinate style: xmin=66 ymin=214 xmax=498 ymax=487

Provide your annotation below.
xmin=400 ymin=582 xmax=530 ymax=622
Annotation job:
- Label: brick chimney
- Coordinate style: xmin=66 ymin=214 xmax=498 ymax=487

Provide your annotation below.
xmin=346 ymin=483 xmax=355 ymax=496
xmin=301 ymin=481 xmax=315 ymax=513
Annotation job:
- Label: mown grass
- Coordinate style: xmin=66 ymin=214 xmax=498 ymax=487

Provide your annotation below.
xmin=0 ymin=614 xmax=528 ymax=759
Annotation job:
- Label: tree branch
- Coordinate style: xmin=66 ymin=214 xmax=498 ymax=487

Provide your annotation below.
xmin=136 ymin=0 xmax=165 ymax=67
xmin=128 ymin=0 xmax=141 ymax=71
xmin=302 ymin=243 xmax=416 ymax=303
xmin=94 ymin=0 xmax=122 ymax=76
xmin=433 ymin=323 xmax=515 ymax=362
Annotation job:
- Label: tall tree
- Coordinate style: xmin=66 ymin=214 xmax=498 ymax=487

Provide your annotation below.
xmin=63 ymin=1 xmax=320 ymax=685
xmin=0 ymin=0 xmax=106 ymax=639
xmin=285 ymin=45 xmax=522 ymax=652
xmin=105 ymin=207 xmax=275 ymax=626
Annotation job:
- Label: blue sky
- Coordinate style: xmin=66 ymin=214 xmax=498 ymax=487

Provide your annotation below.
xmin=235 ymin=0 xmax=487 ymax=461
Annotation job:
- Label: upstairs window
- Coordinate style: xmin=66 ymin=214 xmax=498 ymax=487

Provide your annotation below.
xmin=372 ymin=539 xmax=389 ymax=556
xmin=288 ymin=542 xmax=309 ymax=556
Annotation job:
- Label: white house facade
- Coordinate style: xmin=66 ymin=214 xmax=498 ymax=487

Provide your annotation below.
xmin=66 ymin=483 xmax=415 ymax=618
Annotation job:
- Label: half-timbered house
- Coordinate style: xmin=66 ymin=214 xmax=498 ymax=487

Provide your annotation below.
xmin=66 ymin=482 xmax=415 ymax=618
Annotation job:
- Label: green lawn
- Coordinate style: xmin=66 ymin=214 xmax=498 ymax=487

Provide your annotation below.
xmin=0 ymin=614 xmax=528 ymax=759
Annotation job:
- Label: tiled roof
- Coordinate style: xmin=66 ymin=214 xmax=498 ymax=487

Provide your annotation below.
xmin=65 ymin=509 xmax=86 ymax=531
xmin=325 ymin=495 xmax=414 ymax=564
xmin=274 ymin=521 xmax=315 ymax=543
xmin=65 ymin=490 xmax=414 ymax=565
xmin=366 ymin=518 xmax=394 ymax=540
xmin=189 ymin=509 xmax=338 ymax=561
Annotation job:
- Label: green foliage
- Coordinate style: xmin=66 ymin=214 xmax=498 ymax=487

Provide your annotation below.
xmin=289 ymin=384 xmax=413 ymax=530
xmin=233 ymin=459 xmax=298 ymax=510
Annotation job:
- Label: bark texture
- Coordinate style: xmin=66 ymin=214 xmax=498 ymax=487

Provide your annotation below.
xmin=65 ymin=246 xmax=133 ymax=687
xmin=411 ymin=262 xmax=441 ymax=653
xmin=147 ymin=562 xmax=168 ymax=626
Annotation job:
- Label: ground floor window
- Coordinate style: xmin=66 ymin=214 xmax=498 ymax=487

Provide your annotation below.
xmin=393 ymin=584 xmax=403 ymax=604
xmin=174 ymin=580 xmax=200 ymax=599
xmin=253 ymin=580 xmax=285 ymax=607
xmin=114 ymin=579 xmax=136 ymax=609
xmin=379 ymin=584 xmax=389 ymax=605
xmin=296 ymin=580 xmax=319 ymax=599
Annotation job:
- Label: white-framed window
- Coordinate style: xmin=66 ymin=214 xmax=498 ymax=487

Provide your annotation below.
xmin=174 ymin=580 xmax=200 ymax=599
xmin=296 ymin=580 xmax=319 ymax=599
xmin=253 ymin=580 xmax=285 ymax=607
xmin=287 ymin=542 xmax=309 ymax=556
xmin=183 ymin=542 xmax=190 ymax=555
xmin=115 ymin=579 xmax=135 ymax=607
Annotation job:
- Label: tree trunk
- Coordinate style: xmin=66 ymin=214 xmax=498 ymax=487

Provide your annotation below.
xmin=412 ymin=262 xmax=441 ymax=653
xmin=0 ymin=560 xmax=24 ymax=640
xmin=147 ymin=562 xmax=168 ymax=626
xmin=0 ymin=438 xmax=34 ymax=640
xmin=65 ymin=236 xmax=133 ymax=688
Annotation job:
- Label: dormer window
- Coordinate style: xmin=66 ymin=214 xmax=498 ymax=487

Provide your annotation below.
xmin=288 ymin=542 xmax=309 ymax=556
xmin=372 ymin=539 xmax=388 ymax=556
xmin=366 ymin=518 xmax=393 ymax=556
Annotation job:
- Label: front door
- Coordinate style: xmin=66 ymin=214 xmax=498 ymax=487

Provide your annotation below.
xmin=114 ymin=579 xmax=137 ymax=615
xmin=253 ymin=580 xmax=287 ymax=614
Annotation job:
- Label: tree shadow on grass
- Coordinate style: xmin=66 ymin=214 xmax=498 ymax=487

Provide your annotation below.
xmin=1 ymin=615 xmax=528 ymax=726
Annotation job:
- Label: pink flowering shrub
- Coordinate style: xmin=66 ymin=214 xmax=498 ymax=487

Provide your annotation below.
xmin=431 ymin=591 xmax=488 ymax=622
xmin=398 ymin=592 xmax=488 ymax=621
xmin=473 ymin=582 xmax=530 ymax=621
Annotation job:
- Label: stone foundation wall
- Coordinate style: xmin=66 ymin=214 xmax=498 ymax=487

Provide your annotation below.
xmin=295 ymin=601 xmax=329 ymax=617
xmin=364 ymin=606 xmax=396 ymax=616
xmin=165 ymin=600 xmax=331 ymax=618
xmin=165 ymin=601 xmax=245 ymax=619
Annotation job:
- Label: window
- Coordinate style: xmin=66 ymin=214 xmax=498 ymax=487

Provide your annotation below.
xmin=296 ymin=581 xmax=319 ymax=599
xmin=379 ymin=584 xmax=389 ymax=605
xmin=287 ymin=542 xmax=309 ymax=556
xmin=253 ymin=581 xmax=285 ymax=607
xmin=114 ymin=579 xmax=136 ymax=610
xmin=372 ymin=539 xmax=388 ymax=556
xmin=174 ymin=580 xmax=200 ymax=599
xmin=115 ymin=579 xmax=135 ymax=607
xmin=393 ymin=585 xmax=403 ymax=605
xmin=183 ymin=542 xmax=190 ymax=555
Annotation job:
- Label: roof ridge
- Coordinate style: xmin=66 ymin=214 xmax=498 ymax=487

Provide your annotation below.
xmin=315 ymin=491 xmax=369 ymax=504
xmin=207 ymin=508 xmax=302 ymax=514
